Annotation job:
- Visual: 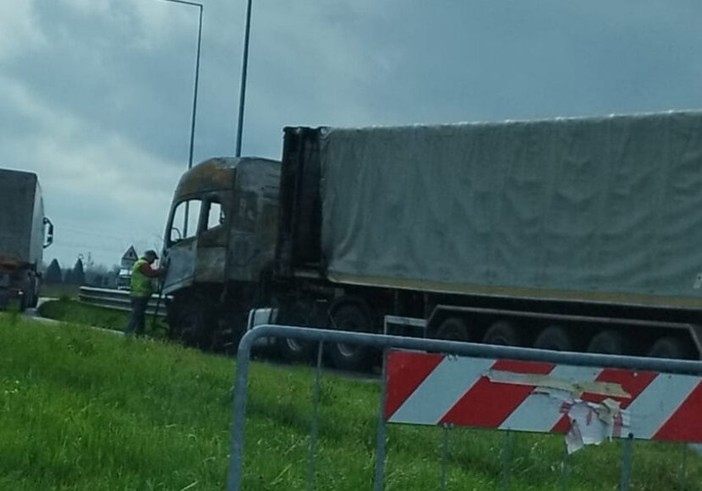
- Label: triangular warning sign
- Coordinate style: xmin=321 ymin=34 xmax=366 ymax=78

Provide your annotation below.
xmin=122 ymin=246 xmax=138 ymax=261
xmin=121 ymin=246 xmax=138 ymax=268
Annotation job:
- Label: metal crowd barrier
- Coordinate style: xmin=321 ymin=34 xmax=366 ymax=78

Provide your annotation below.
xmin=227 ymin=324 xmax=702 ymax=491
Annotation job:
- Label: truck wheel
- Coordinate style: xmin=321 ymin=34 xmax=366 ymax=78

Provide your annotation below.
xmin=433 ymin=317 xmax=472 ymax=341
xmin=533 ymin=326 xmax=575 ymax=352
xmin=647 ymin=336 xmax=694 ymax=359
xmin=483 ymin=320 xmax=521 ymax=346
xmin=586 ymin=330 xmax=632 ymax=355
xmin=327 ymin=303 xmax=375 ymax=371
xmin=275 ymin=302 xmax=318 ymax=364
xmin=277 ymin=337 xmax=315 ymax=364
xmin=18 ymin=294 xmax=28 ymax=312
xmin=170 ymin=302 xmax=213 ymax=349
xmin=29 ymin=276 xmax=39 ymax=308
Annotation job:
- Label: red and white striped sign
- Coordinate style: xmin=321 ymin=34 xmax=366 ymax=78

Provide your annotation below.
xmin=385 ymin=351 xmax=702 ymax=444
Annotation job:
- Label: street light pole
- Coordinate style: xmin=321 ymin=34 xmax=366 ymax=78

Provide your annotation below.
xmin=156 ymin=0 xmax=203 ymax=237
xmin=157 ymin=0 xmax=203 ymax=170
xmin=235 ymin=0 xmax=253 ymax=157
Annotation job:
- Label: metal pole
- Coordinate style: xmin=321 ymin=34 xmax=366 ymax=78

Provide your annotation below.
xmin=619 ymin=433 xmax=635 ymax=491
xmin=189 ymin=3 xmax=203 ymax=170
xmin=440 ymin=424 xmax=451 ymax=491
xmin=235 ymin=0 xmax=253 ymax=157
xmin=373 ymin=349 xmax=389 ymax=491
xmin=307 ymin=342 xmax=324 ymax=491
xmin=155 ymin=0 xmax=203 ymax=236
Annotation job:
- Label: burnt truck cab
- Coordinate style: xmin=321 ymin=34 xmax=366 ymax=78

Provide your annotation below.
xmin=161 ymin=157 xmax=280 ymax=348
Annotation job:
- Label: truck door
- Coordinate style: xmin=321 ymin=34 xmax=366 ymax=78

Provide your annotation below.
xmin=162 ymin=199 xmax=202 ymax=293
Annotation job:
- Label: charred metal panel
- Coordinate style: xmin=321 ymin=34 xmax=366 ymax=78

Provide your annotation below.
xmin=195 ymin=246 xmax=227 ymax=283
xmin=162 ymin=238 xmax=197 ymax=295
xmin=226 ymin=159 xmax=281 ymax=283
xmin=173 ymin=158 xmax=238 ymax=200
xmin=276 ymin=127 xmax=323 ymax=277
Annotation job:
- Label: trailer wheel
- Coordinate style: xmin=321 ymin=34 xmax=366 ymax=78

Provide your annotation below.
xmin=647 ymin=336 xmax=694 ymax=360
xmin=586 ymin=330 xmax=632 ymax=355
xmin=327 ymin=303 xmax=375 ymax=371
xmin=483 ymin=320 xmax=521 ymax=346
xmin=533 ymin=326 xmax=575 ymax=352
xmin=433 ymin=317 xmax=472 ymax=341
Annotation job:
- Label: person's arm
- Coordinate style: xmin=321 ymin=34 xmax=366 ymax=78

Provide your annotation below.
xmin=137 ymin=263 xmax=165 ymax=278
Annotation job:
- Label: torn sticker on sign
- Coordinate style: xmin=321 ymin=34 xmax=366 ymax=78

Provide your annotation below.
xmin=562 ymin=398 xmax=630 ymax=454
xmin=487 ymin=369 xmax=631 ymax=399
xmin=485 ymin=369 xmax=631 ymax=453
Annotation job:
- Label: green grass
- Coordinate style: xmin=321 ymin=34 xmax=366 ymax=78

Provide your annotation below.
xmin=1 ymin=314 xmax=702 ymax=490
xmin=40 ymin=284 xmax=80 ymax=300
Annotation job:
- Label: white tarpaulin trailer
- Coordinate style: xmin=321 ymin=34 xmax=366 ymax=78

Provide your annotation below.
xmin=319 ymin=111 xmax=702 ymax=306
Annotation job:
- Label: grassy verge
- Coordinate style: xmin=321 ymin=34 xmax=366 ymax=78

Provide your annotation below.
xmin=37 ymin=298 xmax=168 ymax=337
xmin=40 ymin=284 xmax=80 ymax=300
xmin=1 ymin=315 xmax=701 ymax=490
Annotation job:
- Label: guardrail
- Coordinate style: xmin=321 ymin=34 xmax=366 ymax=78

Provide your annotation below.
xmin=78 ymin=286 xmax=166 ymax=317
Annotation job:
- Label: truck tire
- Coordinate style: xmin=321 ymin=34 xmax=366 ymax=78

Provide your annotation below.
xmin=170 ymin=302 xmax=213 ymax=349
xmin=433 ymin=317 xmax=472 ymax=341
xmin=29 ymin=276 xmax=39 ymax=308
xmin=275 ymin=301 xmax=319 ymax=364
xmin=483 ymin=320 xmax=521 ymax=346
xmin=18 ymin=293 xmax=28 ymax=312
xmin=277 ymin=337 xmax=315 ymax=364
xmin=647 ymin=336 xmax=694 ymax=359
xmin=533 ymin=326 xmax=575 ymax=352
xmin=586 ymin=330 xmax=632 ymax=355
xmin=327 ymin=303 xmax=375 ymax=371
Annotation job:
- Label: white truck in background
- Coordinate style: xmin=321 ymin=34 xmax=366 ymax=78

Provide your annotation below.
xmin=0 ymin=168 xmax=54 ymax=310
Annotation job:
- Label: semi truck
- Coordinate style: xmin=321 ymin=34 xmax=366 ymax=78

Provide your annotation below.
xmin=160 ymin=110 xmax=702 ymax=369
xmin=0 ymin=168 xmax=54 ymax=310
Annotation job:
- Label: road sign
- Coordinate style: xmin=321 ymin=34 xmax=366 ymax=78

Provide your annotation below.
xmin=121 ymin=245 xmax=138 ymax=269
xmin=385 ymin=351 xmax=702 ymax=452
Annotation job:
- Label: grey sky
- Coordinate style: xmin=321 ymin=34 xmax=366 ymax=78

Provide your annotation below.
xmin=1 ymin=0 xmax=701 ymax=269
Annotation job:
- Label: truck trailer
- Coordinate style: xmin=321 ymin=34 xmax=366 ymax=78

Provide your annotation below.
xmin=161 ymin=110 xmax=702 ymax=369
xmin=0 ymin=168 xmax=54 ymax=310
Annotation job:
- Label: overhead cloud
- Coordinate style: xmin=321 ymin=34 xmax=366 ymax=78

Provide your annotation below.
xmin=2 ymin=0 xmax=702 ymax=268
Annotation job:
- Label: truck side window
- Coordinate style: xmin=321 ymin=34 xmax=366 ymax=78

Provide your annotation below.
xmin=170 ymin=199 xmax=201 ymax=243
xmin=204 ymin=201 xmax=224 ymax=231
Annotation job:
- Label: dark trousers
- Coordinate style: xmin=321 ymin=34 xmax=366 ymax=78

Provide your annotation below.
xmin=125 ymin=296 xmax=150 ymax=336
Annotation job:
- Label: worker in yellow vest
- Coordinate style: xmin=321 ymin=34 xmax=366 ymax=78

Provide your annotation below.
xmin=125 ymin=250 xmax=165 ymax=336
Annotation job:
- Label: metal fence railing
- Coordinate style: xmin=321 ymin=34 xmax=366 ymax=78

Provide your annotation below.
xmin=78 ymin=286 xmax=166 ymax=317
xmin=227 ymin=324 xmax=702 ymax=491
